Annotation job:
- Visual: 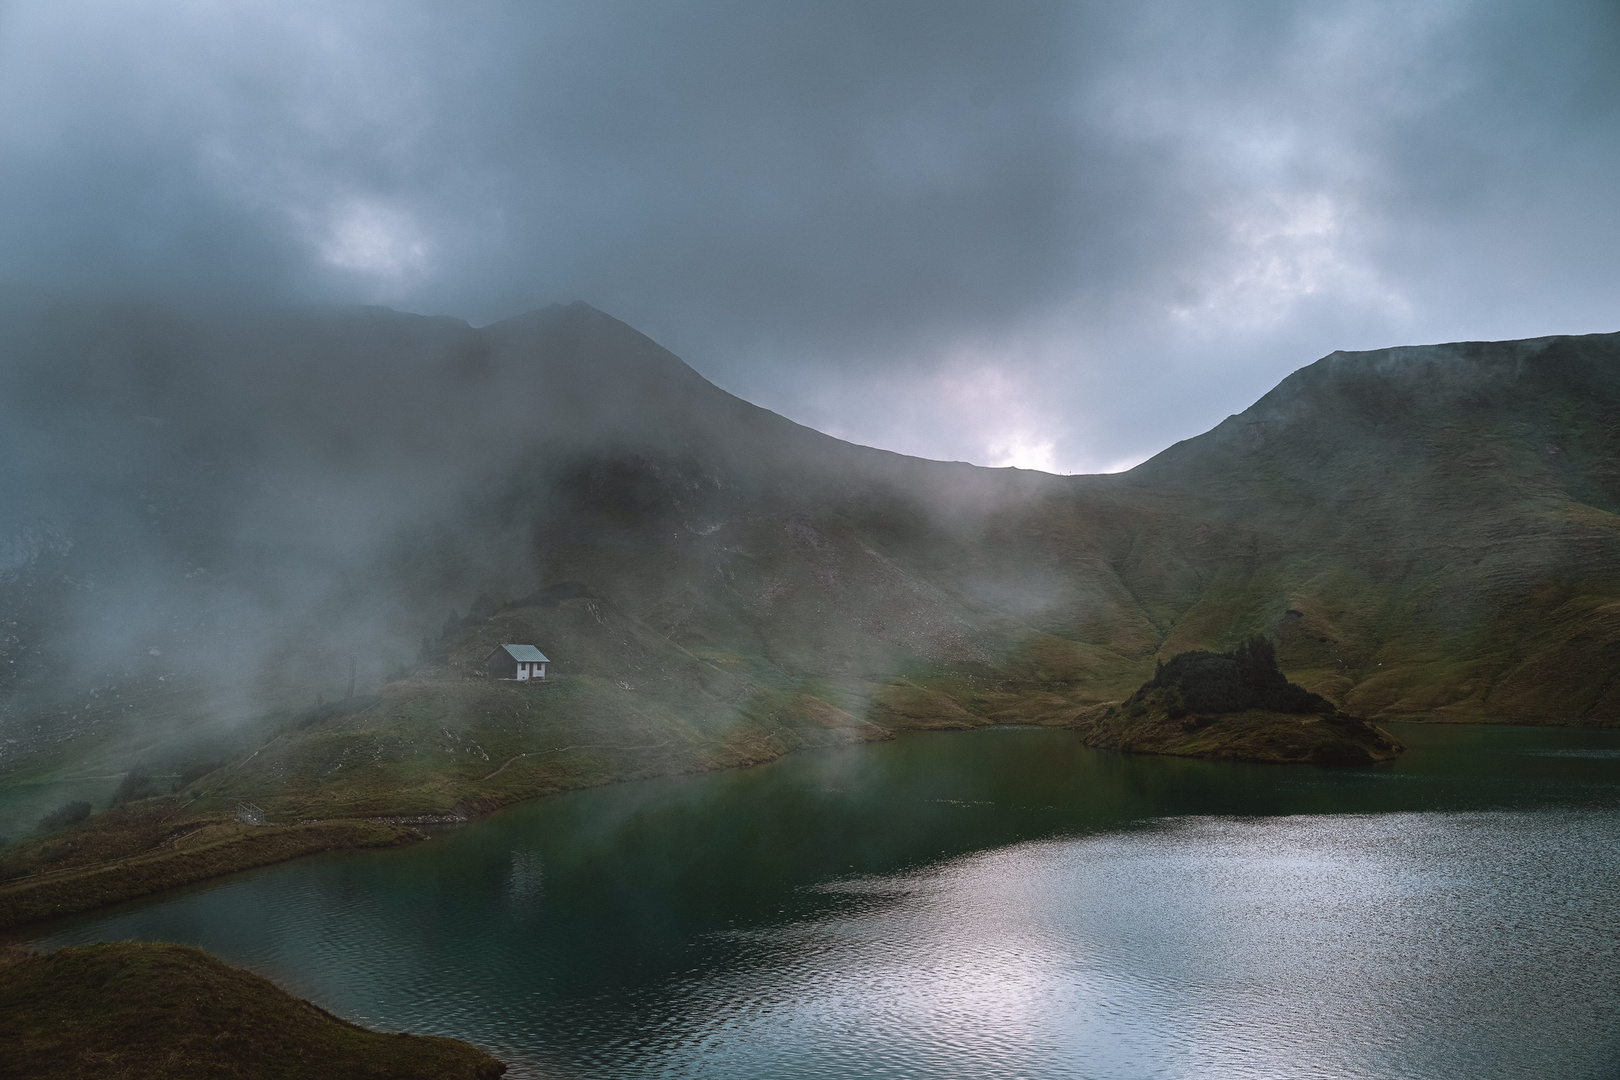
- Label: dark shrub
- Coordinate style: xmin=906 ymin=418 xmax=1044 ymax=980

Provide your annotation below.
xmin=111 ymin=767 xmax=159 ymax=805
xmin=37 ymin=801 xmax=91 ymax=833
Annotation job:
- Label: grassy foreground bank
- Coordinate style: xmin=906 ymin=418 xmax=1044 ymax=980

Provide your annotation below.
xmin=0 ymin=940 xmax=505 ymax=1079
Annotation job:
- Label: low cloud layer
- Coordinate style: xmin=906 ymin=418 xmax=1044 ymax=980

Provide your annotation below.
xmin=2 ymin=1 xmax=1616 ymax=472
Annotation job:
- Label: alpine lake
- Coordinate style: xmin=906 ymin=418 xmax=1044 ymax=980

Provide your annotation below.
xmin=29 ymin=723 xmax=1620 ymax=1079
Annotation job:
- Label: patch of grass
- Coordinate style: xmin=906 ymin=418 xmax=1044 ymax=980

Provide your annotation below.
xmin=7 ymin=797 xmax=228 ymax=879
xmin=0 ymin=941 xmax=504 ymax=1079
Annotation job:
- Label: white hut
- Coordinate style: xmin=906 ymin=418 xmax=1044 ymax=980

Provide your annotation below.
xmin=485 ymin=643 xmax=550 ymax=681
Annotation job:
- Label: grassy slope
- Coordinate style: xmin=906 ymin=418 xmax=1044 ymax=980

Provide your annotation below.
xmin=0 ymin=941 xmax=504 ymax=1079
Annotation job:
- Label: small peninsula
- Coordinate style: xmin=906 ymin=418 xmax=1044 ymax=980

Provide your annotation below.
xmin=1076 ymin=637 xmax=1404 ymax=766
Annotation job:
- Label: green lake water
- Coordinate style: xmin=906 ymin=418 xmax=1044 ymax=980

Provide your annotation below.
xmin=31 ymin=723 xmax=1620 ymax=1078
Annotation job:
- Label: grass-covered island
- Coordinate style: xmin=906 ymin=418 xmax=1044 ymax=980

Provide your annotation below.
xmin=1076 ymin=638 xmax=1404 ymax=766
xmin=0 ymin=941 xmax=505 ymax=1079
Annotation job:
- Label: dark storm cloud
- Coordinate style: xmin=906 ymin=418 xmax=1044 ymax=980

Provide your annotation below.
xmin=1 ymin=1 xmax=1617 ymax=471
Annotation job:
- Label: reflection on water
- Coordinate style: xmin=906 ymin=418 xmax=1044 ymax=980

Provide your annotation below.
xmin=34 ymin=724 xmax=1620 ymax=1079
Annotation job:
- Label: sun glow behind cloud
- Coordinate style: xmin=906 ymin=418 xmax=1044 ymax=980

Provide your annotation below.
xmin=781 ymin=331 xmax=1157 ymax=475
xmin=314 ymin=200 xmax=430 ymax=283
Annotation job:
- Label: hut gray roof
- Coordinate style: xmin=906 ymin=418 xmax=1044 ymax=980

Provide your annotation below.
xmin=490 ymin=643 xmax=550 ymax=663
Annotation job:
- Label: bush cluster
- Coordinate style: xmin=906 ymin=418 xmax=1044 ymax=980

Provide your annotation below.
xmin=111 ymin=768 xmax=159 ymax=806
xmin=37 ymin=801 xmax=91 ymax=833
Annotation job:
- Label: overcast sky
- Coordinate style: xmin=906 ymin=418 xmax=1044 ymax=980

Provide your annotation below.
xmin=1 ymin=1 xmax=1616 ymax=473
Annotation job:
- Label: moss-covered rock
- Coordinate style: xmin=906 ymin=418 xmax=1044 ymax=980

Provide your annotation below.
xmin=1076 ymin=638 xmax=1404 ymax=765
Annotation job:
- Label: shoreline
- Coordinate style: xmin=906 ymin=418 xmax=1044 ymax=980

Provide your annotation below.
xmin=0 ymin=715 xmax=901 ymax=934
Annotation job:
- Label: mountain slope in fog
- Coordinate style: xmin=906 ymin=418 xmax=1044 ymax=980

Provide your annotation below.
xmin=1 ymin=298 xmax=1618 ymax=831
xmin=1116 ymin=331 xmax=1620 ymax=723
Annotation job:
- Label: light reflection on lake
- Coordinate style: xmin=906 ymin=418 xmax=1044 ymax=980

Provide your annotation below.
xmin=34 ymin=724 xmax=1620 ymax=1079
